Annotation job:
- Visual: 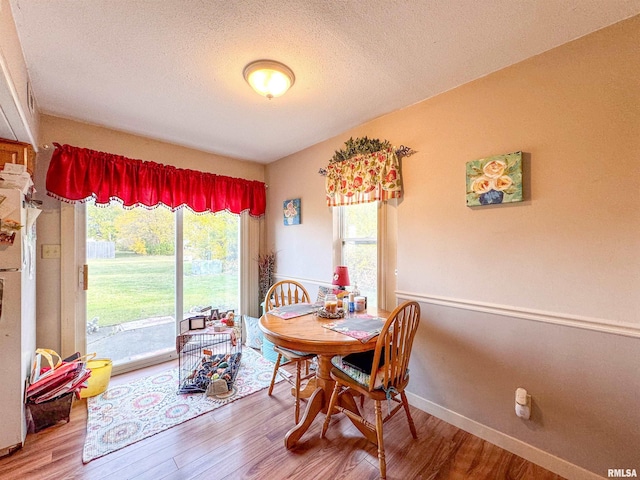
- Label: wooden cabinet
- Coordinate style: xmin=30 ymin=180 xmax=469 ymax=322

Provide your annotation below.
xmin=0 ymin=138 xmax=36 ymax=177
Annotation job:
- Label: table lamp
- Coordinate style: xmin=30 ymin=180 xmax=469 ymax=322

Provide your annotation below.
xmin=332 ymin=265 xmax=350 ymax=290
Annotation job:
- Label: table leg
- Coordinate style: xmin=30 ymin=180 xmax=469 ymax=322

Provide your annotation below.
xmin=284 ymin=355 xmax=334 ymax=449
xmin=285 ymin=387 xmax=324 ymax=449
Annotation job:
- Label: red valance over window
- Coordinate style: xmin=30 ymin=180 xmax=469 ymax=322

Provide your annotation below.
xmin=46 ymin=143 xmax=266 ymax=217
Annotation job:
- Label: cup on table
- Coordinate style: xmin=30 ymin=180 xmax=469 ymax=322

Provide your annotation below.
xmin=324 ymin=294 xmax=338 ymax=314
xmin=355 ymin=296 xmax=366 ymax=313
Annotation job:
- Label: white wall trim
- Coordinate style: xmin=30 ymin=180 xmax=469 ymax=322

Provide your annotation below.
xmin=241 ymin=213 xmax=261 ymax=317
xmin=111 ymin=350 xmax=177 ymax=376
xmin=396 ymin=290 xmax=640 ymax=339
xmin=60 ymin=202 xmax=78 ymax=357
xmin=406 ymin=391 xmax=603 ymax=480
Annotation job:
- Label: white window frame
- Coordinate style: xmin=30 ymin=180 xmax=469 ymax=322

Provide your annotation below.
xmin=333 ymin=200 xmax=397 ymax=311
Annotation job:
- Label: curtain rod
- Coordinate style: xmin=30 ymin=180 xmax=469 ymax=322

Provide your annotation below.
xmin=318 ymin=145 xmax=416 ymax=176
xmin=395 ymin=145 xmax=416 ymax=158
xmin=41 ymin=143 xmax=269 ymax=188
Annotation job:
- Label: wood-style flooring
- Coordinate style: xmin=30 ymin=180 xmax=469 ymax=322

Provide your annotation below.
xmin=0 ymin=359 xmax=565 ymax=480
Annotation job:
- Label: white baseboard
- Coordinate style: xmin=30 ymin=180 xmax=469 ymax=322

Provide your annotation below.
xmin=406 ymin=391 xmax=604 ymax=480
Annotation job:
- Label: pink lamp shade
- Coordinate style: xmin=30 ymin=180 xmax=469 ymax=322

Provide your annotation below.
xmin=332 ymin=265 xmax=350 ymax=288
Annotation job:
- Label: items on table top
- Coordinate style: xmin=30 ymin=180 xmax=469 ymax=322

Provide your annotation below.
xmin=321 ymin=314 xmax=385 ymax=343
xmin=324 ymin=293 xmax=338 ymax=313
xmin=348 ymin=293 xmax=355 ymax=314
xmin=332 ymin=265 xmax=350 ymax=290
xmin=316 ymin=306 xmax=345 ymax=319
xmin=355 ymin=296 xmax=366 ymax=312
xmin=268 ymin=302 xmax=318 ymax=319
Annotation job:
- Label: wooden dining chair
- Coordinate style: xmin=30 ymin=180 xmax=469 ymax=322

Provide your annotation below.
xmin=265 ymin=280 xmax=316 ymax=424
xmin=321 ymin=301 xmax=421 ymax=480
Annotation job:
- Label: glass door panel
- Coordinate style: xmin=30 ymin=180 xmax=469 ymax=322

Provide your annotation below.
xmin=183 ymin=210 xmax=239 ymax=317
xmin=86 ymin=201 xmax=176 ymax=367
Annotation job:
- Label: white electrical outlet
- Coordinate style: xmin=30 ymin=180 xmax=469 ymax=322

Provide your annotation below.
xmin=515 ymin=387 xmax=531 ymax=420
xmin=42 ymin=244 xmax=61 ymax=259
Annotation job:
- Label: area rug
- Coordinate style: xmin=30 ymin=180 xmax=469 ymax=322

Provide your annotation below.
xmin=82 ymin=347 xmax=283 ymax=463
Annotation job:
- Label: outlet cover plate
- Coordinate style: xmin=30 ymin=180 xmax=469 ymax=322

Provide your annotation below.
xmin=42 ymin=244 xmax=61 ymax=259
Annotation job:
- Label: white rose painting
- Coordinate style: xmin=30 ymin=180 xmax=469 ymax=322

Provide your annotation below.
xmin=466 ymin=151 xmax=523 ymax=206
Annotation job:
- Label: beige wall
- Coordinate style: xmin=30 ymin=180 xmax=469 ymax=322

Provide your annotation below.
xmin=265 ymin=141 xmax=335 ymax=282
xmin=35 ymin=115 xmax=265 ymax=350
xmin=266 ymin=16 xmax=639 ymax=479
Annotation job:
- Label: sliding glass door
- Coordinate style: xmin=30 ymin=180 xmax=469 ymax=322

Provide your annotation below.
xmin=86 ymin=202 xmax=239 ymax=371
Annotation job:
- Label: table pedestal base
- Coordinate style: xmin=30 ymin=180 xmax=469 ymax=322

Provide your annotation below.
xmin=284 ymin=357 xmax=378 ymax=449
xmin=285 ymin=387 xmax=325 ymax=449
xmin=291 ymin=377 xmax=317 ymax=399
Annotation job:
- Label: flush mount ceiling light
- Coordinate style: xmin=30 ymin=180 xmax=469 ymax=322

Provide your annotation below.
xmin=243 ymin=60 xmax=295 ymax=99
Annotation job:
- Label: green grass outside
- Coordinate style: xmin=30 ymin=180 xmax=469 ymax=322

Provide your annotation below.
xmin=87 ymin=254 xmax=238 ymax=326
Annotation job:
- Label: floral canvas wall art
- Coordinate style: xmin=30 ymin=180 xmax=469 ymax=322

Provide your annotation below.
xmin=283 ymin=198 xmax=301 ymax=225
xmin=466 ymin=151 xmax=523 ymax=206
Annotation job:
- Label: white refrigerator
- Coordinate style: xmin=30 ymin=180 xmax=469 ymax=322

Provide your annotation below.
xmin=0 ymin=187 xmax=37 ymax=456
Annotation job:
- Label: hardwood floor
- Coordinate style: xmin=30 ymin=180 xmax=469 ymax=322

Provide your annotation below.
xmin=0 ymin=360 xmax=565 ymax=480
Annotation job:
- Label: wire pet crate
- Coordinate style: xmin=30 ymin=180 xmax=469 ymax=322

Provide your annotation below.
xmin=176 ymin=327 xmax=242 ymax=395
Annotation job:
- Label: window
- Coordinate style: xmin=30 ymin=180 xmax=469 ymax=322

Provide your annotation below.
xmin=336 ymin=202 xmax=378 ymax=307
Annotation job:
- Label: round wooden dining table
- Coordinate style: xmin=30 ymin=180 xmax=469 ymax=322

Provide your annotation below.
xmin=259 ymin=306 xmax=390 ymax=449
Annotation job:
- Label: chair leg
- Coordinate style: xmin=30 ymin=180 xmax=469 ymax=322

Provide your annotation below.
xmin=321 ymin=380 xmax=341 ymax=438
xmin=268 ymin=353 xmax=282 ymax=396
xmin=400 ymin=391 xmax=418 ymax=438
xmin=294 ymin=360 xmax=302 ymax=424
xmin=374 ymin=400 xmax=387 ymax=479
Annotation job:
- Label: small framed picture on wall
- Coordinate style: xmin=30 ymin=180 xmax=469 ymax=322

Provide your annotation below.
xmin=466 ymin=151 xmax=523 ymax=207
xmin=283 ymin=198 xmax=301 ymax=225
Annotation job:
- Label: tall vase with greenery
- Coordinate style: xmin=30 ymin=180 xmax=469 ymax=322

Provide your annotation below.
xmin=257 ymin=251 xmax=276 ymax=310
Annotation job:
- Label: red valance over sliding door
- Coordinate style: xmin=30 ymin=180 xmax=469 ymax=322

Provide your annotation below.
xmin=46 ymin=143 xmax=266 ymax=217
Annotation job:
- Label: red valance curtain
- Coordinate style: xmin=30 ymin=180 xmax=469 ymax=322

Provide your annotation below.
xmin=46 ymin=143 xmax=266 ymax=217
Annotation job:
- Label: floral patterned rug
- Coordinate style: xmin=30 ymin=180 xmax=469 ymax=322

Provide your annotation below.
xmin=82 ymin=347 xmax=281 ymax=463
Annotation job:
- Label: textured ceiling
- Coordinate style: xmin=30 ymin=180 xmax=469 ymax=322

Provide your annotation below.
xmin=9 ymin=0 xmax=640 ymax=163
